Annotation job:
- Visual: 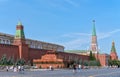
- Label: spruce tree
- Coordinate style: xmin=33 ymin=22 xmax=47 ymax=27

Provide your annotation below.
xmin=0 ymin=54 xmax=7 ymax=65
xmin=89 ymin=51 xmax=96 ymax=61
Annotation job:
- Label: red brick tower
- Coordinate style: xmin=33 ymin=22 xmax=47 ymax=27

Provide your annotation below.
xmin=13 ymin=21 xmax=29 ymax=61
xmin=90 ymin=20 xmax=98 ymax=54
xmin=110 ymin=41 xmax=118 ymax=60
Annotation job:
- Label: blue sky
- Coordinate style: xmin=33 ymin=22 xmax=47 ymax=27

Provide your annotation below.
xmin=0 ymin=0 xmax=120 ymax=56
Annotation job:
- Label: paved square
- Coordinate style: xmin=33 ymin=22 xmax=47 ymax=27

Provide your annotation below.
xmin=0 ymin=68 xmax=120 ymax=77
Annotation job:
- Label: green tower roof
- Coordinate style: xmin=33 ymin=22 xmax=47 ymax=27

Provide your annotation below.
xmin=15 ymin=30 xmax=25 ymax=39
xmin=15 ymin=21 xmax=25 ymax=39
xmin=92 ymin=20 xmax=96 ymax=36
xmin=111 ymin=41 xmax=116 ymax=52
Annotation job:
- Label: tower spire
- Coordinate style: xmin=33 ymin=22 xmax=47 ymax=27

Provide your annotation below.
xmin=92 ymin=20 xmax=96 ymax=36
xmin=90 ymin=20 xmax=98 ymax=54
xmin=13 ymin=21 xmax=26 ymax=45
xmin=13 ymin=21 xmax=28 ymax=61
xmin=110 ymin=41 xmax=118 ymax=60
xmin=111 ymin=41 xmax=116 ymax=52
xmin=15 ymin=21 xmax=25 ymax=39
xmin=17 ymin=20 xmax=22 ymax=26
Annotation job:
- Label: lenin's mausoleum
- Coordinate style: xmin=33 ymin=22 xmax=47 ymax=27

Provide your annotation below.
xmin=0 ymin=20 xmax=118 ymax=68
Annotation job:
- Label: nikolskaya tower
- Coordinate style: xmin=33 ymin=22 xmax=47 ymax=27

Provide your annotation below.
xmin=90 ymin=20 xmax=99 ymax=54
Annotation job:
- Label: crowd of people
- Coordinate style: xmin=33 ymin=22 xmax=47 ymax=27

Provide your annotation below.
xmin=6 ymin=65 xmax=24 ymax=73
xmin=73 ymin=64 xmax=83 ymax=73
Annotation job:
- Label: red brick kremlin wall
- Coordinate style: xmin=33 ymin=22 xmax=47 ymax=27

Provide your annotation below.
xmin=0 ymin=44 xmax=19 ymax=59
xmin=0 ymin=43 xmax=53 ymax=64
xmin=0 ymin=41 xmax=90 ymax=68
xmin=28 ymin=48 xmax=48 ymax=63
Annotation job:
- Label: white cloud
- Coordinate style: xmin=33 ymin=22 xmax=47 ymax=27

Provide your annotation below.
xmin=62 ymin=38 xmax=90 ymax=50
xmin=109 ymin=29 xmax=120 ymax=34
xmin=98 ymin=29 xmax=120 ymax=40
xmin=59 ymin=32 xmax=90 ymax=50
xmin=64 ymin=0 xmax=79 ymax=7
xmin=59 ymin=29 xmax=120 ymax=50
xmin=62 ymin=33 xmax=90 ymax=38
xmin=49 ymin=1 xmax=68 ymax=11
xmin=45 ymin=0 xmax=79 ymax=11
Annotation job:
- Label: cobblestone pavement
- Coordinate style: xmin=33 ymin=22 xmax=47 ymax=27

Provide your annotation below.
xmin=0 ymin=68 xmax=120 ymax=77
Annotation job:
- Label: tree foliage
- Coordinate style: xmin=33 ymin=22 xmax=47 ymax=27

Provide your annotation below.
xmin=7 ymin=56 xmax=14 ymax=65
xmin=88 ymin=51 xmax=101 ymax=66
xmin=0 ymin=54 xmax=26 ymax=65
xmin=88 ymin=60 xmax=101 ymax=66
xmin=89 ymin=51 xmax=96 ymax=61
xmin=83 ymin=60 xmax=89 ymax=66
xmin=108 ymin=59 xmax=120 ymax=67
xmin=15 ymin=58 xmax=25 ymax=66
xmin=0 ymin=54 xmax=7 ymax=65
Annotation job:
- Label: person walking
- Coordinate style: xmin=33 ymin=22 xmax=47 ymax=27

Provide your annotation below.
xmin=78 ymin=64 xmax=81 ymax=70
xmin=73 ymin=64 xmax=77 ymax=74
xmin=6 ymin=66 xmax=9 ymax=72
